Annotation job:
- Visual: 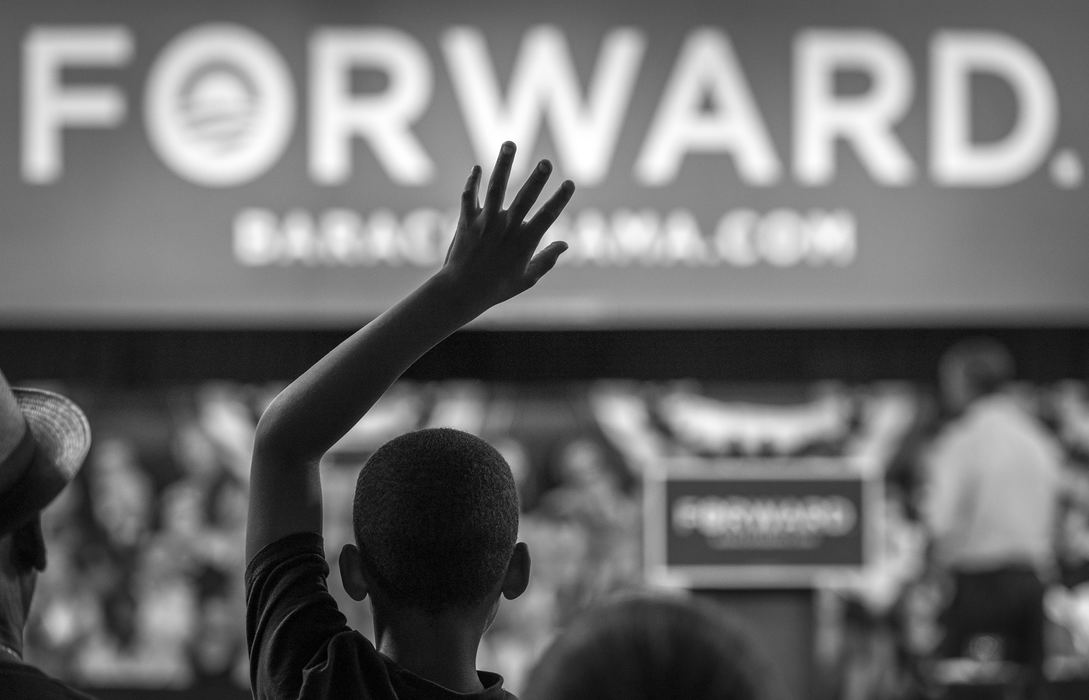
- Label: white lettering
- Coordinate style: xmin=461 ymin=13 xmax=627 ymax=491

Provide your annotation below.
xmin=715 ymin=209 xmax=857 ymax=267
xmin=672 ymin=495 xmax=858 ymax=539
xmin=20 ymin=24 xmax=1070 ymax=193
xmin=661 ymin=209 xmax=711 ymax=266
xmin=807 ymin=210 xmax=858 ymax=265
xmin=233 ymin=208 xmax=281 ymax=266
xmin=443 ymin=26 xmax=644 ymax=184
xmin=234 ymin=206 xmax=856 ymax=268
xmin=22 ymin=26 xmax=132 ymax=183
xmin=795 ymin=30 xmax=915 ymax=185
xmin=636 ymin=29 xmax=781 ymax=185
xmin=931 ymin=31 xmax=1058 ymax=186
xmin=320 ymin=208 xmax=368 ymax=264
xmin=145 ymin=24 xmax=295 ymax=187
xmin=714 ymin=210 xmax=761 ymax=267
xmin=610 ymin=209 xmax=663 ymax=264
xmin=310 ymin=28 xmax=434 ymax=185
xmin=757 ymin=209 xmax=809 ymax=267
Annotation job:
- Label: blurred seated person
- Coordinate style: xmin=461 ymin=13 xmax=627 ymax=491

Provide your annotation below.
xmin=0 ymin=370 xmax=95 ymax=698
xmin=522 ymin=592 xmax=777 ymax=700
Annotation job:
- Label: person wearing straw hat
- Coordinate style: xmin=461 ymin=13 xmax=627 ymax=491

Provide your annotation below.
xmin=0 ymin=370 xmax=95 ymax=699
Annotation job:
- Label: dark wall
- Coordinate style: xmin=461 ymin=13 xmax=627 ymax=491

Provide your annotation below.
xmin=2 ymin=327 xmax=1087 ymax=386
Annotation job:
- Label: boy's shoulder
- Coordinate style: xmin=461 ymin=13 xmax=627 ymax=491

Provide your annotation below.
xmin=303 ymin=631 xmax=516 ymax=700
xmin=294 ymin=628 xmax=396 ymax=699
xmin=246 ymin=533 xmax=516 ymax=700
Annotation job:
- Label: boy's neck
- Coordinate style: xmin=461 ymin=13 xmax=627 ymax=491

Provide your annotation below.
xmin=374 ymin=608 xmax=488 ymax=694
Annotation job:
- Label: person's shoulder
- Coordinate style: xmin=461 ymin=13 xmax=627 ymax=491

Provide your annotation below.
xmin=981 ymin=396 xmax=1060 ymax=448
xmin=929 ymin=414 xmax=975 ymax=463
xmin=296 ymin=630 xmax=397 ymax=699
xmin=247 ymin=529 xmax=351 ymax=699
xmin=378 ymin=661 xmax=515 ymax=700
xmin=950 ymin=396 xmax=1025 ymax=445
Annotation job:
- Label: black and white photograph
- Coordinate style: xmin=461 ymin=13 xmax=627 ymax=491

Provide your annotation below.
xmin=2 ymin=2 xmax=1088 ymax=699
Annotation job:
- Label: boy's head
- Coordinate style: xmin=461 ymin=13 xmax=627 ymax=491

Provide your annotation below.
xmin=340 ymin=428 xmax=525 ymax=616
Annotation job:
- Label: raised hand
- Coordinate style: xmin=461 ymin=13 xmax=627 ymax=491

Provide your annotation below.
xmin=441 ymin=141 xmax=575 ymax=310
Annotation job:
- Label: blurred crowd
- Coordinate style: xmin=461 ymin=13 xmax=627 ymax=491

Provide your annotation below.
xmin=25 ymin=383 xmax=260 ymax=689
xmin=22 ymin=380 xmax=645 ymax=694
xmin=18 ymin=378 xmax=1089 ymax=697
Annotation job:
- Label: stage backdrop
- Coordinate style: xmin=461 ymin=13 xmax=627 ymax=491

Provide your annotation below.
xmin=2 ymin=0 xmax=1088 ymax=327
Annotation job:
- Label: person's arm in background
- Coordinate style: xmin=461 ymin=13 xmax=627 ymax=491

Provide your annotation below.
xmin=919 ymin=429 xmax=968 ymax=596
xmin=245 ymin=142 xmax=574 ymax=562
xmin=921 ymin=432 xmax=964 ymax=551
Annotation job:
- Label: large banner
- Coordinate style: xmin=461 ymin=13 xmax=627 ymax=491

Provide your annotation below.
xmin=2 ymin=1 xmax=1088 ymax=327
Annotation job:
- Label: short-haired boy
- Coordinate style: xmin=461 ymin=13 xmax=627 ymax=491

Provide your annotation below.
xmin=245 ymin=142 xmax=574 ymax=699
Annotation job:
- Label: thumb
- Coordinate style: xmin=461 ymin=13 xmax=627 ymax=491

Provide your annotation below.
xmin=523 ymin=241 xmax=568 ymax=287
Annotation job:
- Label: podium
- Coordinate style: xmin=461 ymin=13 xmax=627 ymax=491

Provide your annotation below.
xmin=643 ymin=458 xmax=881 ymax=700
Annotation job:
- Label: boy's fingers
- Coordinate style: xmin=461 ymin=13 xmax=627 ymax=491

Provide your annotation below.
xmin=524 ymin=241 xmax=568 ymax=286
xmin=483 ymin=141 xmax=516 ymax=219
xmin=523 ymin=180 xmax=575 ymax=246
xmin=507 ymin=160 xmax=552 ymax=228
xmin=460 ymin=165 xmax=481 ymax=221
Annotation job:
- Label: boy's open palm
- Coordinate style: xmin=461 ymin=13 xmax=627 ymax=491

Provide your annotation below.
xmin=442 ymin=141 xmax=574 ymax=309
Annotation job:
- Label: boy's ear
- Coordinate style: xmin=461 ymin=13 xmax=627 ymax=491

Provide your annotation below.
xmin=501 ymin=541 xmax=530 ymax=601
xmin=338 ymin=543 xmax=370 ymax=602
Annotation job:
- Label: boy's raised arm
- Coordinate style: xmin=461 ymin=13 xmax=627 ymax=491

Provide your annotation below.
xmin=246 ymin=142 xmax=574 ymax=561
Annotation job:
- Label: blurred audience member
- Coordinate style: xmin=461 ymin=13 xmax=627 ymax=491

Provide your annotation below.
xmin=923 ymin=338 xmax=1063 ymax=697
xmin=88 ymin=438 xmax=153 ymax=550
xmin=523 ymin=592 xmax=777 ymax=700
xmin=538 ymin=437 xmax=639 ymax=618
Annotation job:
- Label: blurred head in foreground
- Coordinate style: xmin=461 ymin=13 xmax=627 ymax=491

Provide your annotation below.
xmin=939 ymin=337 xmax=1015 ymax=412
xmin=523 ymin=593 xmax=775 ymax=700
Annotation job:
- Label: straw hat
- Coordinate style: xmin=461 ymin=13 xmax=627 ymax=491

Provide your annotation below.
xmin=0 ymin=370 xmax=91 ymax=537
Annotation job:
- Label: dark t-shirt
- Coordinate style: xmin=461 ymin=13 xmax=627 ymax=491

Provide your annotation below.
xmin=245 ymin=532 xmax=516 ymax=700
xmin=0 ymin=657 xmax=97 ymax=699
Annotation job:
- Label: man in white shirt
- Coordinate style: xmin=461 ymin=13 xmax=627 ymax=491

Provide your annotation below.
xmin=924 ymin=338 xmax=1062 ymax=698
